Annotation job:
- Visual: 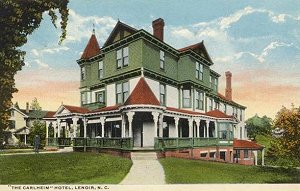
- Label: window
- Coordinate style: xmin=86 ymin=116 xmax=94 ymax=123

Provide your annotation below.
xmin=209 ymin=98 xmax=213 ymax=111
xmin=160 ymin=50 xmax=165 ymax=69
xmin=11 ymin=110 xmax=14 ymax=117
xmin=81 ymin=92 xmax=86 ymax=105
xmin=9 ymin=120 xmax=15 ymax=129
xmin=209 ymin=152 xmax=216 ymax=158
xmin=116 ymin=81 xmax=129 ymax=104
xmin=195 ymin=62 xmax=203 ymax=80
xmin=195 ymin=90 xmax=204 ymax=110
xmin=160 ymin=84 xmax=166 ymax=106
xmin=117 ymin=47 xmax=129 ymax=68
xmin=244 ymin=149 xmax=249 ymax=159
xmin=215 ymin=101 xmax=219 ymax=110
xmin=98 ymin=61 xmax=103 ymax=79
xmin=81 ymin=66 xmax=86 ymax=80
xmin=96 ymin=91 xmax=105 ymax=103
xmin=183 ymin=89 xmax=191 ymax=108
xmin=236 ymin=150 xmax=240 ymax=158
xmin=210 ymin=76 xmax=212 ymax=88
xmin=214 ymin=78 xmax=218 ymax=91
xmin=224 ymin=104 xmax=227 ymax=113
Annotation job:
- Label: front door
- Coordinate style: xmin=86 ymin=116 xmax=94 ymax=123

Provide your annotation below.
xmin=133 ymin=120 xmax=143 ymax=147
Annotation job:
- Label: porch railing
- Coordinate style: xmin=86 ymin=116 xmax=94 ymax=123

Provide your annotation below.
xmin=154 ymin=137 xmax=233 ymax=150
xmin=47 ymin=138 xmax=72 ymax=146
xmin=73 ymin=137 xmax=133 ymax=150
xmin=47 ymin=137 xmax=58 ymax=146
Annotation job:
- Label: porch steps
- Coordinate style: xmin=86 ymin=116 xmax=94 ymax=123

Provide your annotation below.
xmin=131 ymin=152 xmax=157 ymax=160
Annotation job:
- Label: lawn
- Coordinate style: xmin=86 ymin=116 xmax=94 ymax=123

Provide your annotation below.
xmin=0 ymin=152 xmax=132 ymax=184
xmin=160 ymin=158 xmax=300 ymax=183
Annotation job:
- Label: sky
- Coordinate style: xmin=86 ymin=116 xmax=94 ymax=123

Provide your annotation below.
xmin=13 ymin=0 xmax=300 ymax=119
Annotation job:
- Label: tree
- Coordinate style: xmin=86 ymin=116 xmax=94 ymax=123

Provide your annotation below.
xmin=28 ymin=120 xmax=46 ymax=147
xmin=271 ymin=105 xmax=300 ymax=162
xmin=245 ymin=114 xmax=272 ymax=140
xmin=0 ymin=0 xmax=69 ymax=140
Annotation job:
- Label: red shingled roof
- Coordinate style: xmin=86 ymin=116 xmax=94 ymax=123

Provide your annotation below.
xmin=63 ymin=105 xmax=90 ymax=114
xmin=124 ymin=78 xmax=160 ymax=106
xmin=89 ymin=105 xmax=120 ymax=113
xmin=206 ymin=109 xmax=232 ymax=118
xmin=81 ymin=34 xmax=101 ymax=59
xmin=166 ymin=107 xmax=204 ymax=115
xmin=234 ymin=139 xmax=264 ymax=150
xmin=44 ymin=111 xmax=56 ymax=118
xmin=178 ymin=42 xmax=203 ymax=52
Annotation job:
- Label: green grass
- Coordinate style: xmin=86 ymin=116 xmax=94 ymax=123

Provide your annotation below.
xmin=0 ymin=152 xmax=132 ymax=184
xmin=160 ymin=158 xmax=300 ymax=183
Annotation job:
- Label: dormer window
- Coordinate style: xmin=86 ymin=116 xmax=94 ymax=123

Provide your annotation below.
xmin=196 ymin=62 xmax=203 ymax=80
xmin=160 ymin=50 xmax=165 ymax=70
xmin=116 ymin=81 xmax=129 ymax=104
xmin=81 ymin=66 xmax=86 ymax=80
xmin=117 ymin=47 xmax=129 ymax=69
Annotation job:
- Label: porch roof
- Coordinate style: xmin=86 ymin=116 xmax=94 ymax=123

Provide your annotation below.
xmin=166 ymin=107 xmax=204 ymax=115
xmin=63 ymin=105 xmax=90 ymax=114
xmin=233 ymin=139 xmax=264 ymax=150
xmin=88 ymin=105 xmax=120 ymax=113
xmin=206 ymin=109 xmax=233 ymax=119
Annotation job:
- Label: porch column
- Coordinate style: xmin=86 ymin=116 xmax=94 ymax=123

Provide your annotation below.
xmin=206 ymin=120 xmax=210 ymax=138
xmin=262 ymin=148 xmax=265 ymax=166
xmin=195 ymin=119 xmax=200 ymax=138
xmin=99 ymin=117 xmax=106 ymax=137
xmin=53 ymin=121 xmax=57 ymax=138
xmin=24 ymin=134 xmax=27 ymax=145
xmin=72 ymin=118 xmax=78 ymax=138
xmin=188 ymin=118 xmax=193 ymax=138
xmin=45 ymin=121 xmax=49 ymax=140
xmin=174 ymin=117 xmax=179 ymax=138
xmin=253 ymin=151 xmax=258 ymax=166
xmin=152 ymin=112 xmax=160 ymax=138
xmin=83 ymin=118 xmax=87 ymax=138
xmin=127 ymin=112 xmax=135 ymax=137
xmin=214 ymin=121 xmax=217 ymax=138
xmin=159 ymin=113 xmax=163 ymax=137
xmin=57 ymin=119 xmax=61 ymax=137
xmin=121 ymin=114 xmax=126 ymax=138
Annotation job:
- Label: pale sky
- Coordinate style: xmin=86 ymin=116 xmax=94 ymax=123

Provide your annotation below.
xmin=13 ymin=0 xmax=300 ymax=119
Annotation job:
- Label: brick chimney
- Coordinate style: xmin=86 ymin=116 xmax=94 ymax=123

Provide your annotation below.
xmin=225 ymin=71 xmax=232 ymax=101
xmin=26 ymin=102 xmax=29 ymax=113
xmin=152 ymin=18 xmax=165 ymax=41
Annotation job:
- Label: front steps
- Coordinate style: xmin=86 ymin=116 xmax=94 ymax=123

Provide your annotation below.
xmin=131 ymin=152 xmax=158 ymax=160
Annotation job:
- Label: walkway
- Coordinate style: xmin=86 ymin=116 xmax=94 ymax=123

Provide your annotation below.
xmin=0 ymin=147 xmax=73 ymax=156
xmin=120 ymin=152 xmax=166 ymax=185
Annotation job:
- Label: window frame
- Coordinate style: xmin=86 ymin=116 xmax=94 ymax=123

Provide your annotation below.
xmin=209 ymin=98 xmax=213 ymax=111
xmin=195 ymin=90 xmax=204 ymax=110
xmin=160 ymin=50 xmax=165 ymax=70
xmin=195 ymin=62 xmax=203 ymax=80
xmin=244 ymin=149 xmax=249 ymax=159
xmin=95 ymin=91 xmax=105 ymax=103
xmin=98 ymin=61 xmax=104 ymax=79
xmin=116 ymin=81 xmax=129 ymax=104
xmin=160 ymin=83 xmax=166 ymax=106
xmin=183 ymin=89 xmax=191 ymax=108
xmin=116 ymin=46 xmax=129 ymax=69
xmin=80 ymin=66 xmax=86 ymax=81
xmin=81 ymin=92 xmax=87 ymax=105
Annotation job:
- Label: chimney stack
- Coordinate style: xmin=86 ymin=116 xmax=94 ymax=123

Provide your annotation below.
xmin=26 ymin=102 xmax=29 ymax=113
xmin=152 ymin=18 xmax=165 ymax=41
xmin=225 ymin=71 xmax=232 ymax=101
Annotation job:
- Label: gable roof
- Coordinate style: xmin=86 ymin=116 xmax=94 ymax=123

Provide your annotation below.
xmin=179 ymin=41 xmax=213 ymax=63
xmin=19 ymin=109 xmax=50 ymax=119
xmin=63 ymin=105 xmax=90 ymax=114
xmin=206 ymin=109 xmax=232 ymax=119
xmin=81 ymin=34 xmax=101 ymax=59
xmin=124 ymin=77 xmax=160 ymax=106
xmin=103 ymin=21 xmax=138 ymax=47
xmin=233 ymin=139 xmax=264 ymax=150
xmin=44 ymin=111 xmax=56 ymax=118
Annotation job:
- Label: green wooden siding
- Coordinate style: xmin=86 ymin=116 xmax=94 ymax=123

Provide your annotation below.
xmin=80 ymin=40 xmax=143 ymax=88
xmin=178 ymin=56 xmax=210 ymax=88
xmin=142 ymin=40 xmax=178 ymax=80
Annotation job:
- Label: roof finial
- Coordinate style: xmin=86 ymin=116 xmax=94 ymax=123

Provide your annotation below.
xmin=92 ymin=23 xmax=95 ymax=34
